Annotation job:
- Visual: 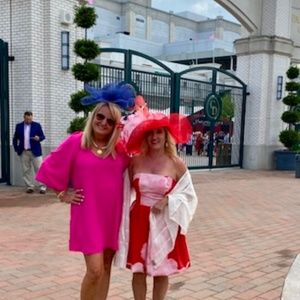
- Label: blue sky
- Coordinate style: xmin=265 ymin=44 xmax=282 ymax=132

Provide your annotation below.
xmin=151 ymin=0 xmax=238 ymax=23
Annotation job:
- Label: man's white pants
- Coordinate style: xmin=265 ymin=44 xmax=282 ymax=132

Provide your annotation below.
xmin=20 ymin=151 xmax=46 ymax=190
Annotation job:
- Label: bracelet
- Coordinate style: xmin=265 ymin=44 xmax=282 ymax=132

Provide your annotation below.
xmin=57 ymin=191 xmax=65 ymax=202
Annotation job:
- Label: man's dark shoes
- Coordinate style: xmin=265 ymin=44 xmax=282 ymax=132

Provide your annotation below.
xmin=39 ymin=189 xmax=46 ymax=194
xmin=26 ymin=188 xmax=34 ymax=194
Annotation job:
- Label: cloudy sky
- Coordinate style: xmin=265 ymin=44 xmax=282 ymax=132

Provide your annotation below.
xmin=151 ymin=0 xmax=238 ymax=23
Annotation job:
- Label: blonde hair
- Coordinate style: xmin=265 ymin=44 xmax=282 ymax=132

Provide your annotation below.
xmin=141 ymin=127 xmax=178 ymax=159
xmin=81 ymin=102 xmax=121 ymax=158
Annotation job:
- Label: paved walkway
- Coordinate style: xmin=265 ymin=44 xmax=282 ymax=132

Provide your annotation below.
xmin=1 ymin=169 xmax=300 ymax=300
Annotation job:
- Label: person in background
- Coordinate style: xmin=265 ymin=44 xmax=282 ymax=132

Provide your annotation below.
xmin=116 ymin=107 xmax=198 ymax=300
xmin=13 ymin=111 xmax=46 ymax=194
xmin=185 ymin=134 xmax=193 ymax=156
xmin=223 ymin=131 xmax=231 ymax=144
xmin=36 ymin=82 xmax=135 ymax=300
xmin=195 ymin=132 xmax=203 ymax=156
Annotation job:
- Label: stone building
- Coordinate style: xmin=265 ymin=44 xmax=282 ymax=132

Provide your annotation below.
xmin=91 ymin=0 xmax=241 ymax=69
xmin=1 ymin=0 xmax=300 ymax=185
xmin=218 ymin=0 xmax=298 ymax=169
xmin=0 ymin=0 xmax=83 ymax=185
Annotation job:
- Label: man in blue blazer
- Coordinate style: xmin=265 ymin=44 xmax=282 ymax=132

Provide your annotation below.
xmin=13 ymin=111 xmax=47 ymax=193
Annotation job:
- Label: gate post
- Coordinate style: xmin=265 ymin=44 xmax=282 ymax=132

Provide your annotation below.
xmin=208 ymin=69 xmax=218 ymax=168
xmin=239 ymin=87 xmax=247 ymax=168
xmin=172 ymin=73 xmax=180 ymax=113
xmin=124 ymin=50 xmax=132 ymax=84
xmin=0 ymin=39 xmax=10 ymax=184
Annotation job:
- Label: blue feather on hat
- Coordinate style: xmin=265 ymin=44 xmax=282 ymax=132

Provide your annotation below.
xmin=81 ymin=82 xmax=136 ymax=110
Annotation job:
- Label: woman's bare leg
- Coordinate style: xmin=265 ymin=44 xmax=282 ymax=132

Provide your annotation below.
xmin=132 ymin=272 xmax=147 ymax=300
xmin=153 ymin=276 xmax=168 ymax=300
xmin=95 ymin=249 xmax=115 ymax=299
xmin=81 ymin=253 xmax=104 ymax=300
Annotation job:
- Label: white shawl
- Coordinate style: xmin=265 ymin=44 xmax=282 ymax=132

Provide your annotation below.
xmin=114 ymin=170 xmax=198 ymax=269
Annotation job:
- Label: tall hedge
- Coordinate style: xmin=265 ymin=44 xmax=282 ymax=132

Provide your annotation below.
xmin=68 ymin=0 xmax=100 ymax=133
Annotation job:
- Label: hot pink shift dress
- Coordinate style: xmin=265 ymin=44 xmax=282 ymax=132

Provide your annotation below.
xmin=36 ymin=132 xmax=129 ymax=254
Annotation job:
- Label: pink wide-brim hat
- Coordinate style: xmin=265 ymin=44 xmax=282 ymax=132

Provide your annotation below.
xmin=123 ymin=110 xmax=192 ymax=155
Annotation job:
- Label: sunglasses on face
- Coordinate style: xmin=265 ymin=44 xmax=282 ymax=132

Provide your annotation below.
xmin=95 ymin=113 xmax=115 ymax=127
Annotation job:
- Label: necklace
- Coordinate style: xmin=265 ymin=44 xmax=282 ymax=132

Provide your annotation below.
xmin=92 ymin=140 xmax=108 ymax=155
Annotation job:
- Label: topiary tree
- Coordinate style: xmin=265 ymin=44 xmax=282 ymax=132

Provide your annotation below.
xmin=279 ymin=65 xmax=300 ymax=151
xmin=68 ymin=0 xmax=100 ymax=133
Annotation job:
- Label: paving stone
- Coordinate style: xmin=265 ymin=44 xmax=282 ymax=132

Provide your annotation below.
xmin=0 ymin=170 xmax=300 ymax=299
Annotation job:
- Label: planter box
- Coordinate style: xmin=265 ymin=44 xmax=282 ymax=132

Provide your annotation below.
xmin=274 ymin=150 xmax=297 ymax=170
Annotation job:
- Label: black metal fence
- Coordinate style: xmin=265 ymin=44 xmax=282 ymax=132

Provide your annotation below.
xmin=94 ymin=48 xmax=247 ymax=169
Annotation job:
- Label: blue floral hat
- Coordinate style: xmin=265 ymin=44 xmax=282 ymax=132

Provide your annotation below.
xmin=81 ymin=82 xmax=136 ymax=110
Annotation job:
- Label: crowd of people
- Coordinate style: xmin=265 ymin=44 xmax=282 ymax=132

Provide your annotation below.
xmin=22 ymin=82 xmax=199 ymax=300
xmin=179 ymin=130 xmax=231 ymax=157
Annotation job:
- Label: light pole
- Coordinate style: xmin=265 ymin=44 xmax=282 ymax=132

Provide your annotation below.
xmin=189 ymin=38 xmax=197 ymax=65
xmin=209 ymin=32 xmax=215 ymax=64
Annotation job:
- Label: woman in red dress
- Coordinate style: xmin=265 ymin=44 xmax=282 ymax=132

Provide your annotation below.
xmin=117 ymin=110 xmax=198 ymax=300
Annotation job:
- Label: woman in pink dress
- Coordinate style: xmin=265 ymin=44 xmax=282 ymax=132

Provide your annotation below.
xmin=116 ymin=109 xmax=198 ymax=300
xmin=36 ymin=83 xmax=135 ymax=300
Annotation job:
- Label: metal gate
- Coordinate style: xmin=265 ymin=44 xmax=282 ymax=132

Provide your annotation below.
xmin=176 ymin=67 xmax=246 ymax=169
xmin=94 ymin=48 xmax=247 ymax=169
xmin=0 ymin=39 xmax=10 ymax=183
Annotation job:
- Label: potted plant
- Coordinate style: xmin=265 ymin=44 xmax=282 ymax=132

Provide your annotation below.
xmin=275 ymin=65 xmax=300 ymax=170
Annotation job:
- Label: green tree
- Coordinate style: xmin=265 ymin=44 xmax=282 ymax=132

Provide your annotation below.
xmin=220 ymin=92 xmax=234 ymax=121
xmin=68 ymin=0 xmax=100 ymax=133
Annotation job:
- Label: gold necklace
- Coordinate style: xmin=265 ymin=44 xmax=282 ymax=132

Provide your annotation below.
xmin=92 ymin=140 xmax=108 ymax=155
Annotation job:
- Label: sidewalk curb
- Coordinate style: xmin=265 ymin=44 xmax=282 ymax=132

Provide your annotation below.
xmin=281 ymin=254 xmax=300 ymax=300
